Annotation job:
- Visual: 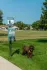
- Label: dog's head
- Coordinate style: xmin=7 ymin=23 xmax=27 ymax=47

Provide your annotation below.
xmin=29 ymin=45 xmax=34 ymax=50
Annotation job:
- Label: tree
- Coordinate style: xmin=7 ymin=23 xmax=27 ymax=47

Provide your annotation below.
xmin=40 ymin=0 xmax=47 ymax=30
xmin=32 ymin=20 xmax=40 ymax=30
xmin=14 ymin=21 xmax=30 ymax=30
xmin=0 ymin=10 xmax=3 ymax=25
xmin=14 ymin=21 xmax=27 ymax=30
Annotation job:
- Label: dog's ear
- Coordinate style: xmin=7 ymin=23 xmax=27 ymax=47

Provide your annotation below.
xmin=29 ymin=45 xmax=34 ymax=50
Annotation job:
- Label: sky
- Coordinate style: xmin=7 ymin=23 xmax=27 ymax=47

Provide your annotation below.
xmin=0 ymin=0 xmax=44 ymax=24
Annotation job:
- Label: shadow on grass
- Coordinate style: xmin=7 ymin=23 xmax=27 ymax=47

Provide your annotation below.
xmin=37 ymin=39 xmax=47 ymax=43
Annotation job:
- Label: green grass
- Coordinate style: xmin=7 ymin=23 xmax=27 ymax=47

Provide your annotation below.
xmin=0 ymin=30 xmax=47 ymax=41
xmin=0 ymin=39 xmax=47 ymax=70
xmin=0 ymin=30 xmax=47 ymax=70
xmin=16 ymin=30 xmax=47 ymax=40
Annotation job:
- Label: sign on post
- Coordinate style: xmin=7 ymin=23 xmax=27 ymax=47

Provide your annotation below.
xmin=7 ymin=17 xmax=14 ymax=25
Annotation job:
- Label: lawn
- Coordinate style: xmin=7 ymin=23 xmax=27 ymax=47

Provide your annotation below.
xmin=0 ymin=39 xmax=47 ymax=70
xmin=0 ymin=30 xmax=47 ymax=70
xmin=16 ymin=30 xmax=47 ymax=40
xmin=0 ymin=30 xmax=47 ymax=41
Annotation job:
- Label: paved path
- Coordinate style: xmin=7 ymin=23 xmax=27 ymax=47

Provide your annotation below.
xmin=0 ymin=56 xmax=21 ymax=70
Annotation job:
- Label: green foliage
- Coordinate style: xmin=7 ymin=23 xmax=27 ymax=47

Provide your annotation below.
xmin=14 ymin=21 xmax=30 ymax=30
xmin=32 ymin=0 xmax=47 ymax=30
xmin=32 ymin=20 xmax=40 ymax=30
xmin=40 ymin=0 xmax=47 ymax=30
xmin=0 ymin=10 xmax=3 ymax=25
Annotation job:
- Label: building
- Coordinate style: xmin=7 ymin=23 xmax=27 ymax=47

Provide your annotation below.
xmin=12 ymin=26 xmax=19 ymax=30
xmin=0 ymin=25 xmax=19 ymax=31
